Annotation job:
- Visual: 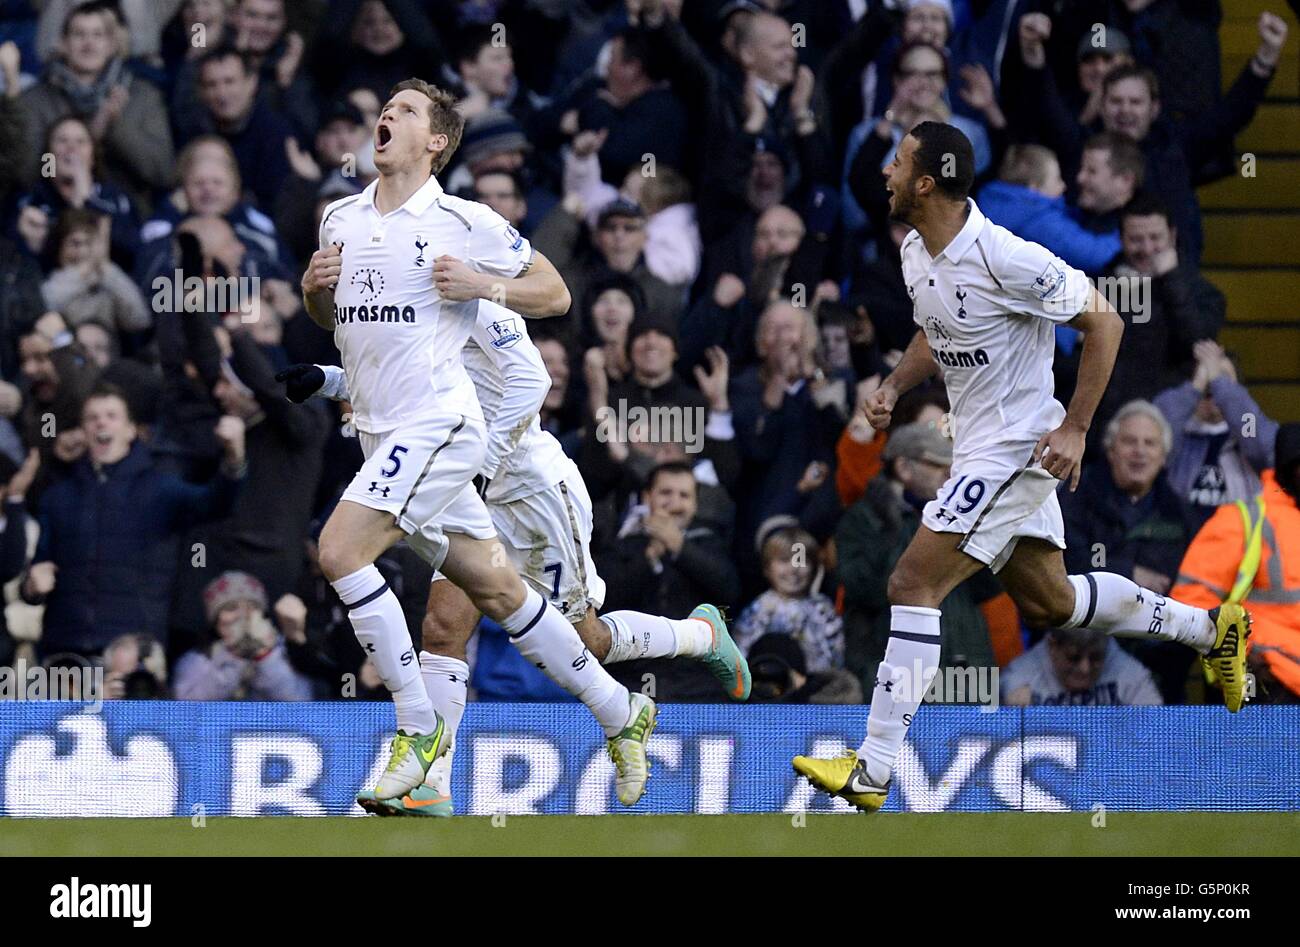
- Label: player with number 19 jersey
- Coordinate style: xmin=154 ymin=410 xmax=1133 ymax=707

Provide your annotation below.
xmin=902 ymin=199 xmax=1092 ymax=571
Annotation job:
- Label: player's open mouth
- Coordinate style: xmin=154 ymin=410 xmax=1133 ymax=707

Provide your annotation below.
xmin=376 ymin=124 xmax=392 ymax=150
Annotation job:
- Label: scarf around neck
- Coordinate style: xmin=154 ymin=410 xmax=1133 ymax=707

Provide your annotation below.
xmin=47 ymin=56 xmax=126 ymax=118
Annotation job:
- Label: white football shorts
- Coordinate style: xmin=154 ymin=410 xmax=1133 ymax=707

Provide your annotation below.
xmin=922 ymin=439 xmax=1066 ymax=573
xmin=432 ymin=459 xmax=605 ymax=624
xmin=342 ymin=412 xmax=496 ymax=571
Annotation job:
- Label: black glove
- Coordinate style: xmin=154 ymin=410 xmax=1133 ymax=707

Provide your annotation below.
xmin=275 ymin=364 xmax=326 ymax=403
xmin=473 ymin=474 xmax=491 ymax=498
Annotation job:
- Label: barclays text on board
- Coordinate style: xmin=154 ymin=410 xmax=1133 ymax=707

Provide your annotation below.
xmin=1 ymin=703 xmax=1295 ymax=816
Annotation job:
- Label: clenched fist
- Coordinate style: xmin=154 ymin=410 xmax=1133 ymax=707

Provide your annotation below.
xmin=1255 ymin=12 xmax=1288 ymax=70
xmin=863 ymin=382 xmax=899 ymax=431
xmin=433 ymin=255 xmax=487 ymax=302
xmin=302 ymin=243 xmax=343 ymax=295
xmin=25 ymin=561 xmax=57 ymax=599
xmin=274 ymin=593 xmax=309 ymax=645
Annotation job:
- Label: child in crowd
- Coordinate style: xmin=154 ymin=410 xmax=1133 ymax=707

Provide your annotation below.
xmin=734 ymin=526 xmax=844 ymax=673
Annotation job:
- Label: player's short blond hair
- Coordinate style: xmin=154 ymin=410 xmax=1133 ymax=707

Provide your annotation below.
xmin=389 ymin=78 xmax=464 ymax=175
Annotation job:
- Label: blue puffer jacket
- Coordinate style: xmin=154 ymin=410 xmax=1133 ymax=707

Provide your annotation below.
xmin=977 ymin=180 xmax=1122 ymax=276
xmin=32 ymin=442 xmax=242 ymax=655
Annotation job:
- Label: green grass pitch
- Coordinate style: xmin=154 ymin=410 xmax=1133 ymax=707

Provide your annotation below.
xmin=3 ymin=813 xmax=1297 ymax=856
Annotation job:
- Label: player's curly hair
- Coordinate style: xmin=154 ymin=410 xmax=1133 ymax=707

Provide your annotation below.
xmin=908 ymin=121 xmax=974 ymax=201
xmin=389 ymin=78 xmax=465 ymax=176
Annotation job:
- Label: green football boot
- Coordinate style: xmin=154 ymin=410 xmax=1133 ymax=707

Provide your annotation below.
xmin=692 ymin=604 xmax=752 ymax=701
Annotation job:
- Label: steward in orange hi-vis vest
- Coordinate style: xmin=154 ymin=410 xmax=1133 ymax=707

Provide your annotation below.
xmin=1172 ymin=424 xmax=1300 ymax=702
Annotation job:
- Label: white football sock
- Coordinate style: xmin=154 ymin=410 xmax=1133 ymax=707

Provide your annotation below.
xmin=332 ymin=565 xmax=435 ymax=734
xmin=857 ymin=606 xmax=942 ymax=786
xmin=419 ymin=652 xmax=468 ymax=793
xmin=600 ymin=611 xmax=714 ymax=663
xmin=503 ymin=588 xmax=632 ymax=736
xmin=1064 ymin=573 xmax=1215 ymax=652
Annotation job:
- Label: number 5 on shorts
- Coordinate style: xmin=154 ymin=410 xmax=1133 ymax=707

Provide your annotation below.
xmin=381 ymin=445 xmax=408 ymax=478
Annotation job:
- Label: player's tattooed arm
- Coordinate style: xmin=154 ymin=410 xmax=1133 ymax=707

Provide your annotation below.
xmin=301 ymin=243 xmax=342 ymax=329
xmin=1034 ymin=287 xmax=1123 ymax=490
xmin=435 ymin=250 xmax=572 ymax=318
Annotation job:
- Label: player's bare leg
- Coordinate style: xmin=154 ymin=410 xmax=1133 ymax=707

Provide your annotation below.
xmin=317 ymin=501 xmax=448 ymax=802
xmin=997 ymin=539 xmax=1249 ymax=710
xmin=438 ymin=533 xmax=657 ymax=805
xmin=794 ymin=527 xmax=982 ymax=811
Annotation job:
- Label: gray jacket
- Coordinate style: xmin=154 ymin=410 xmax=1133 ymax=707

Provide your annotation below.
xmin=20 ymin=75 xmax=174 ymax=210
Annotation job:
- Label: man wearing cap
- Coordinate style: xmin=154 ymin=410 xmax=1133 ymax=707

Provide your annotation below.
xmin=173 ymin=570 xmax=314 ymax=701
xmin=1174 ymin=424 xmax=1300 ymax=704
xmin=1003 ymin=17 xmax=1132 ymax=137
xmin=581 ymin=312 xmax=738 ymax=508
xmin=443 ymin=107 xmax=557 ymax=224
xmin=535 ymin=196 xmax=684 ymax=324
xmin=836 ymin=421 xmax=999 ymax=697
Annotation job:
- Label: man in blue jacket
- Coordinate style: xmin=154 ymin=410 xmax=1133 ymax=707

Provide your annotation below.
xmin=23 ymin=385 xmax=246 ymax=659
xmin=978 ymin=141 xmax=1122 ymax=276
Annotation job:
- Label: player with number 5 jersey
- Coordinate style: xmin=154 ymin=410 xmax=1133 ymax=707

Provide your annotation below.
xmin=285 ymin=297 xmax=751 ymax=814
xmin=298 ymin=79 xmax=658 ymax=813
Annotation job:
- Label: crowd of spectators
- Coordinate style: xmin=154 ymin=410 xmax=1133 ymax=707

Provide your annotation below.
xmin=0 ymin=0 xmax=1296 ymax=707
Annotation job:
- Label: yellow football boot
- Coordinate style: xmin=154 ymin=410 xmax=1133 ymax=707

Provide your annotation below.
xmin=792 ymin=750 xmax=889 ymax=812
xmin=1202 ymin=604 xmax=1253 ymax=712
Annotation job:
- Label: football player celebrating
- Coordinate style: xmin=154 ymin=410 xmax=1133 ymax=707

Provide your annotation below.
xmin=280 ymin=298 xmax=751 ymax=813
xmin=793 ymin=123 xmax=1250 ymax=812
xmin=300 ymin=80 xmax=659 ymax=810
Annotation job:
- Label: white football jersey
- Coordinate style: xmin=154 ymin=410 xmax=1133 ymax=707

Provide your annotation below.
xmin=901 ymin=199 xmax=1092 ymax=464
xmin=318 ymin=174 xmax=534 ymax=433
xmin=462 ymin=301 xmax=570 ymax=504
xmin=323 ymin=299 xmax=571 ymax=505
